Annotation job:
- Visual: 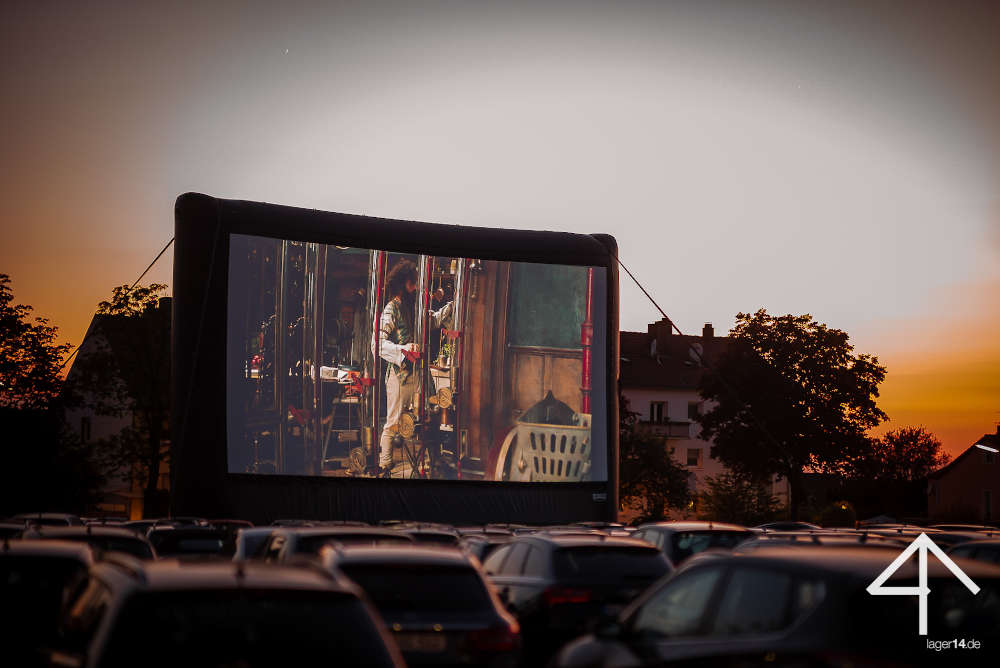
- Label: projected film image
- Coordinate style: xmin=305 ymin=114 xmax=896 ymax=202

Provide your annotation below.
xmin=227 ymin=234 xmax=607 ymax=482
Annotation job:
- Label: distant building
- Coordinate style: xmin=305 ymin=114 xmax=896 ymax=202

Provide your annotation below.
xmin=927 ymin=426 xmax=999 ymax=523
xmin=64 ymin=299 xmax=171 ymax=520
xmin=619 ymin=318 xmax=788 ymax=518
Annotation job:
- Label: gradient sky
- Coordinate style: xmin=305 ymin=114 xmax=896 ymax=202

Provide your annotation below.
xmin=2 ymin=1 xmax=997 ymax=457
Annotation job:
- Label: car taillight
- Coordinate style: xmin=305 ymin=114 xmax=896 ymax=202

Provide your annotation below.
xmin=543 ymin=586 xmax=592 ymax=606
xmin=466 ymin=622 xmax=521 ymax=652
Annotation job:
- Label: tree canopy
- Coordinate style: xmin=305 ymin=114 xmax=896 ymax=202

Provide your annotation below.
xmin=619 ymin=390 xmax=691 ymax=521
xmin=0 ymin=273 xmax=72 ymax=410
xmin=854 ymin=426 xmax=950 ymax=482
xmin=698 ymin=310 xmax=887 ymax=518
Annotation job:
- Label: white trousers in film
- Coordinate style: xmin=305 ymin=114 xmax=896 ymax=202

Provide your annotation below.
xmin=379 ymin=369 xmax=418 ymax=468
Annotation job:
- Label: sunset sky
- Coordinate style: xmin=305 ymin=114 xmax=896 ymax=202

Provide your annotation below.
xmin=2 ymin=1 xmax=997 ymax=458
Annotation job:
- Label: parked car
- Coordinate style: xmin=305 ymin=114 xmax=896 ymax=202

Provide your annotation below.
xmin=482 ymin=535 xmax=672 ymax=661
xmin=402 ymin=529 xmax=462 ymax=546
xmin=0 ymin=521 xmax=26 ymax=539
xmin=0 ymin=540 xmax=94 ymax=666
xmin=461 ymin=533 xmax=514 ymax=562
xmin=259 ymin=527 xmax=414 ymax=562
xmin=553 ymin=546 xmax=1000 ymax=666
xmin=632 ymin=522 xmax=753 ymax=565
xmin=232 ymin=527 xmax=275 ymax=561
xmin=755 ymin=521 xmax=822 ymax=532
xmin=20 ymin=526 xmax=156 ymax=560
xmin=930 ymin=524 xmax=998 ymax=532
xmin=948 ymin=539 xmax=1000 ymax=565
xmin=322 ymin=544 xmax=521 ymax=666
xmin=145 ymin=526 xmax=229 ymax=558
xmin=7 ymin=512 xmax=84 ymax=527
xmin=735 ymin=531 xmax=908 ymax=552
xmin=48 ymin=556 xmax=404 ymax=667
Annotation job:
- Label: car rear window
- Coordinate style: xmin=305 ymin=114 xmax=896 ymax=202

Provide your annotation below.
xmin=554 ymin=547 xmax=670 ymax=579
xmin=100 ymin=590 xmax=396 ymax=667
xmin=296 ymin=533 xmax=412 ymax=554
xmin=670 ymin=531 xmax=749 ymax=562
xmin=340 ymin=564 xmax=492 ymax=612
xmin=407 ymin=532 xmax=460 ymax=545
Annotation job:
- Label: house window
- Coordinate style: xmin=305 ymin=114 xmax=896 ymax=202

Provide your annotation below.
xmin=650 ymin=402 xmax=666 ymax=424
xmin=80 ymin=417 xmax=92 ymax=443
xmin=985 ymin=490 xmax=993 ymax=522
xmin=686 ymin=448 xmax=701 ymax=468
xmin=986 ymin=451 xmax=996 ymax=465
xmin=687 ymin=402 xmax=700 ymax=420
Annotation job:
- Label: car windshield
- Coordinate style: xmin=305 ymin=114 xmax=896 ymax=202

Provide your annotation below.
xmin=554 ymin=547 xmax=670 ymax=579
xmin=670 ymin=531 xmax=749 ymax=562
xmin=100 ymin=590 xmax=396 ymax=667
xmin=339 ymin=564 xmax=491 ymax=612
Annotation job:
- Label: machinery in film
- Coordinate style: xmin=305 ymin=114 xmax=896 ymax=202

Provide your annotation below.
xmin=227 ymin=234 xmax=606 ymax=483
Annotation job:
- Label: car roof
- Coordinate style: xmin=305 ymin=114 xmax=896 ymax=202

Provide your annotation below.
xmin=638 ymin=521 xmax=751 ymax=533
xmin=26 ymin=526 xmax=148 ymax=540
xmin=95 ymin=558 xmax=355 ymax=592
xmin=725 ymin=546 xmax=1000 ymax=581
xmin=950 ymin=539 xmax=1000 ymax=549
xmin=323 ymin=545 xmax=474 ymax=568
xmin=1 ymin=539 xmax=95 ymax=563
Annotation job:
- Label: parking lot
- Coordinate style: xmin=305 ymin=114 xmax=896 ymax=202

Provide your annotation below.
xmin=3 ymin=514 xmax=999 ymax=666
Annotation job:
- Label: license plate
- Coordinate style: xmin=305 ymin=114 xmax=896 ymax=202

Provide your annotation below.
xmin=394 ymin=632 xmax=447 ymax=653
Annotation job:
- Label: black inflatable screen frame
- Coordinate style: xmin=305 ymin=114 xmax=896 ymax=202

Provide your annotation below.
xmin=172 ymin=193 xmax=619 ymax=524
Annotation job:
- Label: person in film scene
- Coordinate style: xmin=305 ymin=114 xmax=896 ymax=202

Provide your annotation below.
xmin=375 ymin=259 xmax=452 ymax=477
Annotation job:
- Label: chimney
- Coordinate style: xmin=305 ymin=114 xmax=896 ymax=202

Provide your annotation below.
xmin=703 ymin=323 xmax=714 ymax=339
xmin=655 ymin=317 xmax=672 ymax=354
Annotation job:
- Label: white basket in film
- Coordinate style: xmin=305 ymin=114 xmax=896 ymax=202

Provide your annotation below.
xmin=516 ymin=414 xmax=591 ymax=482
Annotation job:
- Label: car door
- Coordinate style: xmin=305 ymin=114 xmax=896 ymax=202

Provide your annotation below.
xmin=621 ymin=564 xmax=726 ymax=663
xmin=488 ymin=542 xmax=531 ymax=612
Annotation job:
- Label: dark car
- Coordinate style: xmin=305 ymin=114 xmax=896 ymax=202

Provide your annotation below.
xmin=632 ymin=522 xmax=753 ymax=565
xmin=755 ymin=521 xmax=822 ymax=532
xmin=931 ymin=524 xmax=998 ymax=532
xmin=461 ymin=533 xmax=514 ymax=562
xmin=322 ymin=545 xmax=521 ymax=666
xmin=554 ymin=546 xmax=1000 ymax=666
xmin=20 ymin=526 xmax=156 ymax=560
xmin=735 ymin=531 xmax=908 ymax=552
xmin=260 ymin=527 xmax=414 ymax=562
xmin=8 ymin=512 xmax=84 ymax=527
xmin=402 ymin=528 xmax=462 ymax=546
xmin=0 ymin=540 xmax=94 ymax=666
xmin=232 ymin=527 xmax=275 ymax=561
xmin=482 ymin=535 xmax=672 ymax=661
xmin=0 ymin=521 xmax=26 ymax=539
xmin=948 ymin=539 xmax=1000 ymax=565
xmin=48 ymin=556 xmax=404 ymax=667
xmin=146 ymin=526 xmax=229 ymax=558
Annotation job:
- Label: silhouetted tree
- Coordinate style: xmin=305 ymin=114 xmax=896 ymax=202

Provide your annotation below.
xmin=699 ymin=470 xmax=780 ymax=526
xmin=0 ymin=273 xmax=72 ymax=409
xmin=854 ymin=426 xmax=950 ymax=482
xmin=0 ymin=273 xmax=102 ymax=515
xmin=698 ymin=310 xmax=887 ymax=519
xmin=619 ymin=390 xmax=690 ymax=521
xmin=66 ymin=283 xmax=170 ymax=517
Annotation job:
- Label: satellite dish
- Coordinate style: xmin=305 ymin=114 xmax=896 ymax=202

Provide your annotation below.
xmin=689 ymin=342 xmax=704 ymax=363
